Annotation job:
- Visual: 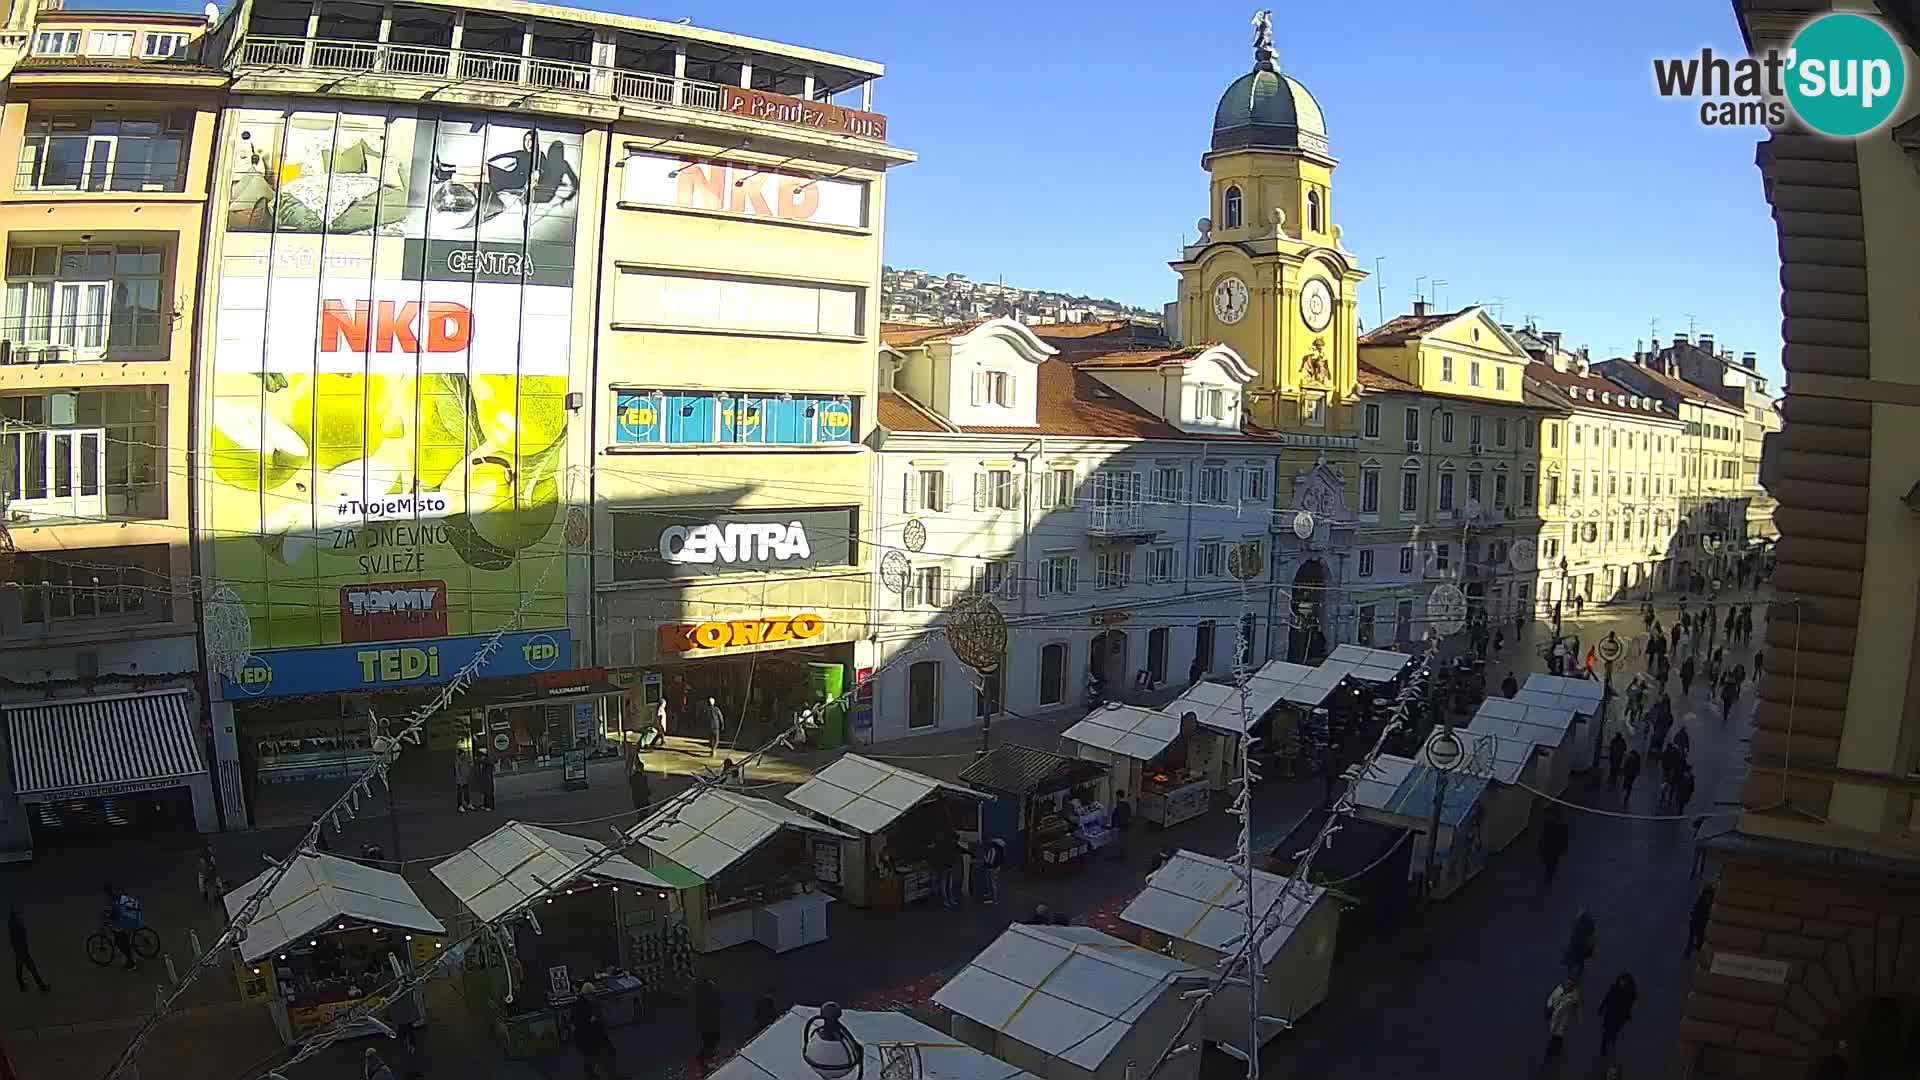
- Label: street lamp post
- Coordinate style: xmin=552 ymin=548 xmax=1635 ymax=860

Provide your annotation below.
xmin=1422 ymin=726 xmax=1464 ymax=900
xmin=804 ymin=1002 xmax=926 ymax=1080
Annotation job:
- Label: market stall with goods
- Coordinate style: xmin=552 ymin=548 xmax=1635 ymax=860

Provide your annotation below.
xmin=1345 ymin=753 xmax=1491 ymax=901
xmin=1063 ymin=704 xmax=1210 ymax=828
xmin=225 ymin=852 xmax=445 ymax=1044
xmin=782 ymin=754 xmax=989 ymax=910
xmin=1120 ymin=849 xmax=1341 ymax=1053
xmin=631 ymin=789 xmax=850 ymax=954
xmin=933 ymin=922 xmax=1206 ymax=1080
xmin=431 ymin=821 xmax=689 ymax=1056
xmin=957 ymin=744 xmax=1111 ymax=873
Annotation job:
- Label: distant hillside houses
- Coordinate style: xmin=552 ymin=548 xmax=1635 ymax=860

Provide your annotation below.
xmin=882 ymin=265 xmax=1163 ymax=328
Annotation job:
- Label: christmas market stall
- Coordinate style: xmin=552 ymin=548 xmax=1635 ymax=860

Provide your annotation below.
xmin=1120 ymin=849 xmax=1341 ymax=1054
xmin=1429 ymin=726 xmax=1535 ymax=856
xmin=713 ymin=1004 xmax=1038 ymax=1080
xmin=631 ymin=789 xmax=851 ymax=954
xmin=782 ymin=754 xmax=989 ymax=910
xmin=430 ymin=821 xmax=690 ymax=1056
xmin=1062 ymin=704 xmax=1209 ymax=828
xmin=1471 ymin=697 xmax=1579 ymax=797
xmin=1160 ymin=669 xmax=1310 ymax=792
xmin=1323 ymin=644 xmax=1415 ymax=687
xmin=958 ymin=744 xmax=1110 ymax=873
xmin=1345 ymin=754 xmax=1491 ymax=901
xmin=1514 ymin=674 xmax=1606 ymax=771
xmin=226 ymin=852 xmax=445 ymax=1044
xmin=932 ymin=922 xmax=1206 ymax=1080
xmin=1268 ymin=810 xmax=1412 ymax=937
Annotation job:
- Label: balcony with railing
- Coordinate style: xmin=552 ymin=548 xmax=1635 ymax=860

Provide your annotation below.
xmin=1085 ymin=503 xmax=1160 ymax=542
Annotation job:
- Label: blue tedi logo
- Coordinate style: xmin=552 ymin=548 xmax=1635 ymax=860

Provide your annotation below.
xmin=233 ymin=655 xmax=274 ymax=696
xmin=1653 ymin=13 xmax=1907 ymax=136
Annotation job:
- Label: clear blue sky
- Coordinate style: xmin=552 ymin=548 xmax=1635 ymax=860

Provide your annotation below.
xmin=106 ymin=0 xmax=1784 ymax=384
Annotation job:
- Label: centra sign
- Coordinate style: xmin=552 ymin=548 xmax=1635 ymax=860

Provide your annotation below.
xmin=659 ymin=613 xmax=827 ymax=653
xmin=662 ymin=521 xmax=812 ymax=566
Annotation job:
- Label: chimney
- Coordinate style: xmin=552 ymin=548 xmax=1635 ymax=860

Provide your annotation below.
xmin=1742 ymin=350 xmax=1757 ymax=366
xmin=1544 ymin=331 xmax=1562 ymax=354
xmin=1674 ymin=333 xmax=1689 ymax=347
xmin=1413 ymin=299 xmax=1430 ymax=317
xmin=1698 ymin=333 xmax=1714 ymax=355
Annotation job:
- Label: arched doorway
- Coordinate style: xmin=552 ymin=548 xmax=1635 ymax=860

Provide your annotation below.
xmin=1288 ymin=561 xmax=1329 ymax=663
xmin=1089 ymin=629 xmax=1130 ymax=691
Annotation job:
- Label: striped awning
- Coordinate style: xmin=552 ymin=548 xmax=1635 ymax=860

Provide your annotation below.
xmin=6 ymin=691 xmax=203 ymax=802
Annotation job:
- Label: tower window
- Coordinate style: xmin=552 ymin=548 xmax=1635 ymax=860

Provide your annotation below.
xmin=1223 ymin=186 xmax=1243 ymax=229
xmin=1307 ymin=190 xmax=1323 ymax=232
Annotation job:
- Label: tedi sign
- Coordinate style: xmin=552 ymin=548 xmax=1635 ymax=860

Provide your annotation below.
xmin=661 ymin=521 xmax=812 ymax=566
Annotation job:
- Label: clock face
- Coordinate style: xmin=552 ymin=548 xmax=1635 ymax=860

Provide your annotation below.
xmin=1301 ymin=277 xmax=1334 ymax=332
xmin=1212 ymin=275 xmax=1249 ymax=325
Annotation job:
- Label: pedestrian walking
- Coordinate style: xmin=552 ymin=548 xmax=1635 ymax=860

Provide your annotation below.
xmin=1539 ymin=810 xmax=1570 ymax=886
xmin=1673 ymin=725 xmax=1691 ymax=758
xmin=705 ymin=697 xmax=725 ymax=756
xmin=1565 ymin=909 xmax=1597 ymax=978
xmin=477 ymin=751 xmax=496 ymax=811
xmin=1669 ymin=622 xmax=1682 ymax=656
xmin=1642 ymin=603 xmax=1655 ymax=633
xmin=1493 ymin=629 xmax=1504 ymax=655
xmin=1544 ymin=974 xmax=1583 ymax=1058
xmin=572 ymin=986 xmax=617 ymax=1079
xmin=1733 ymin=662 xmax=1748 ymax=691
xmin=364 ymin=1047 xmax=398 ymax=1080
xmin=979 ymin=837 xmax=1004 ymax=905
xmin=1755 ymin=649 xmax=1765 ymax=683
xmin=9 ymin=906 xmax=48 ymax=992
xmin=627 ymin=752 xmax=652 ymax=817
xmin=1648 ymin=619 xmax=1663 ymax=657
xmin=1720 ymin=673 xmax=1740 ymax=723
xmin=1708 ymin=646 xmax=1724 ymax=687
xmin=1501 ymin=671 xmax=1519 ymax=699
xmin=930 ymin=831 xmax=957 ymax=908
xmin=196 ymin=841 xmax=222 ymax=906
xmin=693 ymin=976 xmax=724 ymax=1071
xmin=1622 ymin=749 xmax=1643 ymax=803
xmin=453 ymin=749 xmax=473 ymax=813
xmin=1687 ymin=883 xmax=1716 ymax=954
xmin=1111 ymin=790 xmax=1133 ymax=859
xmin=1676 ymin=767 xmax=1696 ymax=814
xmin=1680 ymin=655 xmax=1696 ymax=696
xmin=1598 ymin=972 xmax=1639 ymax=1057
xmin=1656 ymin=655 xmax=1672 ymax=694
xmin=1607 ymin=731 xmax=1627 ymax=789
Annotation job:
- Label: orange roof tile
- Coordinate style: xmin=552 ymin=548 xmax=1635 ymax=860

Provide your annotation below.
xmin=880 ymin=361 xmax=1281 ymax=442
xmin=875 ymin=391 xmax=954 ymax=434
xmin=1358 ymin=309 xmax=1471 ymax=346
xmin=1030 ymin=320 xmax=1173 ymax=356
xmin=1596 ymin=360 xmax=1745 ymax=414
xmin=880 ymin=321 xmax=983 ymax=348
xmin=1067 ymin=345 xmax=1210 ymax=370
xmin=1525 ymin=362 xmax=1677 ymax=420
xmin=1355 ymin=362 xmax=1417 ymax=393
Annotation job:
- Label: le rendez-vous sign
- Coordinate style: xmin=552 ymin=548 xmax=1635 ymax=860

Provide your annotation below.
xmin=719 ymin=85 xmax=888 ymax=142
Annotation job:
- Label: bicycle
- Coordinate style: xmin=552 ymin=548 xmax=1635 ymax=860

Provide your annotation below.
xmin=86 ymin=917 xmax=160 ymax=967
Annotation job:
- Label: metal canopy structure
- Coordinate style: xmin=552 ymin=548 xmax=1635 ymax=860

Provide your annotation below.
xmin=1120 ymin=848 xmax=1326 ymax=966
xmin=1476 ymin=696 xmax=1578 ymax=739
xmin=934 ymin=923 xmax=1203 ymax=1072
xmin=1517 ymin=674 xmax=1606 ymax=716
xmin=5 ymin=690 xmax=203 ymax=802
xmin=1164 ymin=680 xmax=1268 ymax=736
xmin=632 ymin=789 xmax=852 ymax=881
xmin=1324 ymin=643 xmax=1414 ymax=685
xmin=1440 ymin=726 xmax=1528 ymax=785
xmin=1247 ymin=659 xmax=1338 ymax=707
xmin=1062 ymin=704 xmax=1182 ymax=762
xmin=432 ymin=821 xmax=678 ymax=924
xmin=1347 ymin=755 xmax=1489 ymax=828
xmin=783 ymin=754 xmax=985 ymax=836
xmin=226 ymin=852 xmax=444 ymax=964
xmin=713 ymin=1005 xmax=1037 ymax=1080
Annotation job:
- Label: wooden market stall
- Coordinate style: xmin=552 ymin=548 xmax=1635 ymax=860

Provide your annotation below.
xmin=958 ymin=744 xmax=1111 ymax=873
xmin=631 ymin=789 xmax=852 ymax=954
xmin=431 ymin=821 xmax=690 ymax=1057
xmin=1120 ymin=849 xmax=1341 ymax=1055
xmin=782 ymin=754 xmax=989 ymax=910
xmin=1515 ymin=674 xmax=1606 ymax=771
xmin=1345 ymin=754 xmax=1492 ymax=901
xmin=933 ymin=923 xmax=1206 ymax=1080
xmin=713 ymin=1005 xmax=1039 ymax=1080
xmin=225 ymin=853 xmax=445 ymax=1044
xmin=1062 ymin=704 xmax=1209 ymax=828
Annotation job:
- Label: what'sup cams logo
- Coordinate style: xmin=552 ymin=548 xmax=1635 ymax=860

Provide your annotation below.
xmin=1655 ymin=12 xmax=1908 ymax=136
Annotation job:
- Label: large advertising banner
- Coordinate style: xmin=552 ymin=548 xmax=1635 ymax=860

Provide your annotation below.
xmin=209 ymin=105 xmax=583 ymax=692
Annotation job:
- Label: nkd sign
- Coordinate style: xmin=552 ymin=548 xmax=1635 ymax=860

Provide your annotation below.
xmin=612 ymin=507 xmax=855 ymax=580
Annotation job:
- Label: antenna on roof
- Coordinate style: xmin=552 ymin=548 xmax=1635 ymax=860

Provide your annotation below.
xmin=1685 ymin=313 xmax=1699 ymax=338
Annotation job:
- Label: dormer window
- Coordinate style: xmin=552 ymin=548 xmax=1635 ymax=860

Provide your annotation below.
xmin=971 ymin=370 xmax=1015 ymax=407
xmin=1223 ymin=186 xmax=1243 ymax=229
xmin=1307 ymin=190 xmax=1323 ymax=232
xmin=1199 ymin=387 xmax=1233 ymax=421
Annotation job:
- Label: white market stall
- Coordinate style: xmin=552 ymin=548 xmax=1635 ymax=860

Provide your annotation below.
xmin=1323 ymin=644 xmax=1415 ymax=685
xmin=1120 ymin=849 xmax=1340 ymax=1054
xmin=714 ymin=1005 xmax=1037 ymax=1080
xmin=933 ymin=923 xmax=1206 ymax=1080
xmin=1515 ymin=674 xmax=1606 ymax=771
xmin=1159 ymin=676 xmax=1300 ymax=792
xmin=631 ymin=789 xmax=851 ymax=954
xmin=783 ymin=754 xmax=989 ymax=910
xmin=1434 ymin=727 xmax=1535 ymax=855
xmin=1471 ymin=697 xmax=1579 ymax=796
xmin=432 ymin=821 xmax=690 ymax=1055
xmin=1346 ymin=754 xmax=1492 ymax=901
xmin=1062 ymin=704 xmax=1209 ymax=827
xmin=226 ymin=852 xmax=445 ymax=1044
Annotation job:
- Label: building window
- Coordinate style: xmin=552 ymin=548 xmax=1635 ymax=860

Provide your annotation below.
xmin=912 ymin=469 xmax=946 ymax=512
xmin=1523 ymin=469 xmax=1537 ymax=507
xmin=1039 ymin=643 xmax=1068 ymax=706
xmin=1148 ymin=627 xmax=1170 ymax=685
xmin=32 ymin=30 xmax=80 ymax=55
xmin=87 ymin=30 xmax=134 ymax=56
xmin=1238 ymin=464 xmax=1270 ymax=504
xmin=1438 ymin=471 xmax=1455 ymax=512
xmin=615 ymin=269 xmax=864 ymax=338
xmin=1358 ymin=604 xmax=1377 ymax=646
xmin=1147 ymin=546 xmax=1177 ymax=584
xmin=1360 ymin=466 xmax=1380 ymax=514
xmin=1096 ymin=549 xmax=1132 ymax=591
xmin=1572 ymin=474 xmax=1583 ymax=498
xmin=142 ymin=32 xmax=188 ymax=58
xmin=1434 ymin=543 xmax=1451 ymax=571
xmin=1400 ymin=469 xmax=1419 ymax=513
xmin=1359 ymin=548 xmax=1375 ymax=577
xmin=14 ymin=545 xmax=166 ymax=627
xmin=1547 ymin=475 xmax=1560 ymax=505
xmin=1303 ymin=393 xmax=1327 ymax=428
xmin=1610 ymin=429 xmax=1618 ymax=448
xmin=971 ymin=558 xmax=1017 ymax=599
xmin=613 ymin=391 xmax=856 ymax=447
xmin=975 ymin=668 xmax=1001 ymax=719
xmin=5 ymin=244 xmax=166 ymax=358
xmin=1469 ymin=415 xmax=1483 ymax=448
xmin=1467 ymin=471 xmax=1483 ymax=505
xmin=908 ymin=661 xmax=941 ymax=729
xmin=1495 ymin=418 xmax=1509 ymax=447
xmin=1223 ymin=185 xmax=1243 ymax=229
xmin=1525 ymin=422 xmax=1536 ymax=449
xmin=1199 ymin=465 xmax=1231 ymax=504
xmin=1195 ymin=621 xmax=1216 ymax=677
xmin=0 ymin=389 xmax=165 ymax=523
xmin=1496 ymin=366 xmax=1507 ymax=391
xmin=1039 ymin=467 xmax=1075 ymax=509
xmin=1574 ymin=424 xmax=1583 ymax=445
xmin=1395 ymin=599 xmax=1415 ymax=643
xmin=1549 ymin=423 xmax=1560 ymax=449
xmin=1037 ymin=552 xmax=1078 ymax=597
xmin=1470 ymin=360 xmax=1482 ymax=387
xmin=1494 ymin=473 xmax=1509 ymax=508
xmin=1608 ymin=475 xmax=1617 ymax=496
xmin=1397 ymin=546 xmax=1414 ymax=574
xmin=1441 ymin=356 xmax=1454 ymax=383
xmin=907 ymin=565 xmax=945 ymax=609
xmin=1363 ymin=403 xmax=1380 ymax=438
xmin=1306 ymin=189 xmax=1323 ymax=232
xmin=1197 ymin=387 xmax=1233 ymax=421
xmin=1405 ymin=408 xmax=1421 ymax=444
xmin=1544 ymin=538 xmax=1559 ymax=560
xmin=1150 ymin=465 xmax=1183 ymax=505
xmin=974 ymin=468 xmax=1019 ymax=511
xmin=1442 ymin=412 xmax=1455 ymax=443
xmin=971 ymin=370 xmax=1015 ymax=407
xmin=16 ymin=110 xmax=190 ymax=193
xmin=1237 ymin=537 xmax=1266 ymax=576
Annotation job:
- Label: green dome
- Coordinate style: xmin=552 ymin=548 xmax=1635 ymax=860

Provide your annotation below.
xmin=1211 ymin=59 xmax=1328 ymax=156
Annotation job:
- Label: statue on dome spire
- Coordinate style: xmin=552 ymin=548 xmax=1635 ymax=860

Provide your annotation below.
xmin=1251 ymin=10 xmax=1276 ymax=65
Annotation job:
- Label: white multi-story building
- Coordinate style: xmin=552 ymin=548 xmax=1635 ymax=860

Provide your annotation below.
xmin=865 ymin=318 xmax=1287 ymax=742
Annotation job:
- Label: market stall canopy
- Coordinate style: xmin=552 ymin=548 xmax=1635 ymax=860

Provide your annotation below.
xmin=431 ymin=821 xmax=678 ymax=924
xmin=1293 ymin=659 xmax=1355 ymax=704
xmin=633 ymin=789 xmax=852 ymax=882
xmin=226 ymin=852 xmax=445 ymax=964
xmin=934 ymin=923 xmax=1203 ymax=1072
xmin=1166 ymin=677 xmax=1293 ymax=736
xmin=1346 ymin=754 xmax=1489 ymax=828
xmin=1517 ymin=674 xmax=1606 ymax=717
xmin=1121 ymin=849 xmax=1327 ymax=965
xmin=1247 ymin=659 xmax=1339 ymax=707
xmin=1433 ymin=726 xmax=1525 ymax=785
xmin=1476 ymin=696 xmax=1579 ymax=740
xmin=1324 ymin=644 xmax=1414 ymax=685
xmin=1062 ymin=704 xmax=1182 ymax=762
xmin=4 ymin=690 xmax=203 ymax=803
xmin=713 ymin=1005 xmax=1037 ymax=1080
xmin=1269 ymin=808 xmax=1410 ymax=880
xmin=784 ymin=754 xmax=987 ymax=835
xmin=959 ymin=744 xmax=1109 ymax=798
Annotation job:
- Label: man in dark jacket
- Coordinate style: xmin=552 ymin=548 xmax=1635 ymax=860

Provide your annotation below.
xmin=10 ymin=906 xmax=48 ymax=992
xmin=1110 ymin=791 xmax=1133 ymax=858
xmin=693 ymin=976 xmax=724 ymax=1070
xmin=1607 ymin=731 xmax=1628 ymax=789
xmin=1598 ymin=971 xmax=1639 ymax=1056
xmin=572 ymin=988 xmax=616 ymax=1079
xmin=1680 ymin=655 xmax=1696 ymax=696
xmin=1621 ymin=749 xmax=1644 ymax=803
xmin=1501 ymin=671 xmax=1520 ymax=699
